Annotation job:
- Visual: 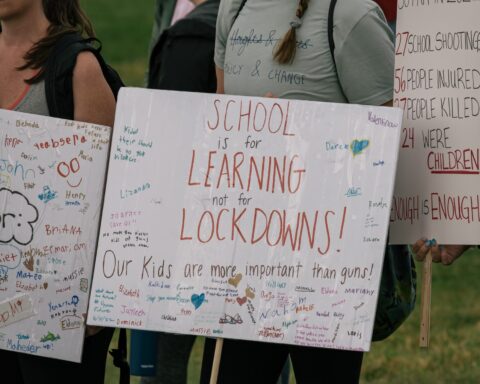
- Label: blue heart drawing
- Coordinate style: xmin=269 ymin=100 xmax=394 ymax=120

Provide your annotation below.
xmin=191 ymin=293 xmax=205 ymax=310
xmin=350 ymin=139 xmax=370 ymax=156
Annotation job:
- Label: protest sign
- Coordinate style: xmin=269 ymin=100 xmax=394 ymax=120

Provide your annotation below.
xmin=88 ymin=88 xmax=402 ymax=351
xmin=390 ymin=1 xmax=480 ymax=244
xmin=0 ymin=109 xmax=110 ymax=362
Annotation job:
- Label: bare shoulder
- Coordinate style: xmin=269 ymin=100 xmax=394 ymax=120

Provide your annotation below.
xmin=72 ymin=51 xmax=115 ymax=127
xmin=73 ymin=51 xmax=104 ymax=82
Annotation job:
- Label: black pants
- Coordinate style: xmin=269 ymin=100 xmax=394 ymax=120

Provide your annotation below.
xmin=1 ymin=349 xmax=23 ymax=384
xmin=0 ymin=327 xmax=114 ymax=384
xmin=200 ymin=338 xmax=364 ymax=384
xmin=140 ymin=332 xmax=196 ymax=384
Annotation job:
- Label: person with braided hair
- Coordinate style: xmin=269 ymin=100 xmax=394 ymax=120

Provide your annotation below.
xmin=200 ymin=0 xmax=396 ymax=383
xmin=214 ymin=0 xmax=393 ymax=104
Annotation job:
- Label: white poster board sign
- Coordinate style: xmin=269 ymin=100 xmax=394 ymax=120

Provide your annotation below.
xmin=88 ymin=88 xmax=402 ymax=351
xmin=390 ymin=1 xmax=480 ymax=244
xmin=0 ymin=109 xmax=110 ymax=362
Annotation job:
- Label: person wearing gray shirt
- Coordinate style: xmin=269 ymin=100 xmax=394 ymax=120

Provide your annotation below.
xmin=215 ymin=0 xmax=394 ymax=105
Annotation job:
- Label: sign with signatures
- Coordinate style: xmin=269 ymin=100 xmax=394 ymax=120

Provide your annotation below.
xmin=0 ymin=109 xmax=110 ymax=362
xmin=390 ymin=1 xmax=480 ymax=243
xmin=88 ymin=88 xmax=402 ymax=351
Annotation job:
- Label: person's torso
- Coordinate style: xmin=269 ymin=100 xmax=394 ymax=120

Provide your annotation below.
xmin=0 ymin=43 xmax=50 ymax=116
xmin=223 ymin=0 xmax=345 ymax=102
xmin=12 ymin=80 xmax=50 ymax=116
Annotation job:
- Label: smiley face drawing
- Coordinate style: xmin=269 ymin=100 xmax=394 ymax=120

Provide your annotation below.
xmin=57 ymin=157 xmax=83 ymax=188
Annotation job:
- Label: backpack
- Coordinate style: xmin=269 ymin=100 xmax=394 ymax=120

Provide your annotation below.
xmin=148 ymin=18 xmax=217 ymax=92
xmin=147 ymin=1 xmax=219 ymax=92
xmin=233 ymin=0 xmax=417 ymax=342
xmin=43 ymin=32 xmax=124 ymax=120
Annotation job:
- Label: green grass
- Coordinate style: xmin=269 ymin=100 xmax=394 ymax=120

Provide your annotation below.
xmin=362 ymin=249 xmax=480 ymax=384
xmin=81 ymin=1 xmax=480 ymax=382
xmin=82 ymin=0 xmax=155 ymax=86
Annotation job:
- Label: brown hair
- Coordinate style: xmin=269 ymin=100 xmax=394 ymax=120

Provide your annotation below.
xmin=273 ymin=0 xmax=309 ymax=65
xmin=20 ymin=0 xmax=95 ymax=83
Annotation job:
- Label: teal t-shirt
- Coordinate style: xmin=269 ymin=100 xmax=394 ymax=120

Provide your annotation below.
xmin=215 ymin=0 xmax=394 ymax=105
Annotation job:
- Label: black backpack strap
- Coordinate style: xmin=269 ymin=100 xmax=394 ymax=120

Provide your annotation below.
xmin=109 ymin=328 xmax=130 ymax=384
xmin=44 ymin=33 xmax=123 ymax=120
xmin=328 ymin=0 xmax=337 ymax=65
xmin=44 ymin=33 xmax=81 ymax=119
xmin=327 ymin=0 xmax=349 ymax=102
xmin=233 ymin=0 xmax=248 ymax=23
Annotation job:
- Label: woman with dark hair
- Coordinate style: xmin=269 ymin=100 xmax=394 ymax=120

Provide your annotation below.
xmin=0 ymin=1 xmax=116 ymax=383
xmin=200 ymin=0 xmax=398 ymax=383
xmin=0 ymin=0 xmax=115 ymax=124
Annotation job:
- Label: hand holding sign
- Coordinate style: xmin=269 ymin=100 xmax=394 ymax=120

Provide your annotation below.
xmin=412 ymin=238 xmax=470 ymax=347
xmin=413 ymin=239 xmax=471 ymax=266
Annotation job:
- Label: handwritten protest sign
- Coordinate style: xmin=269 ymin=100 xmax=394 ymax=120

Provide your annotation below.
xmin=390 ymin=1 xmax=480 ymax=244
xmin=88 ymin=88 xmax=402 ymax=351
xmin=0 ymin=109 xmax=110 ymax=362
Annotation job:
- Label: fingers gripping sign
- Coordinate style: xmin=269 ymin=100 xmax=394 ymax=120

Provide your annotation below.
xmin=412 ymin=237 xmax=432 ymax=262
xmin=412 ymin=238 xmax=471 ymax=265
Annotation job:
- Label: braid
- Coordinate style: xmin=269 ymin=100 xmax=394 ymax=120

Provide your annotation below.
xmin=273 ymin=0 xmax=309 ymax=64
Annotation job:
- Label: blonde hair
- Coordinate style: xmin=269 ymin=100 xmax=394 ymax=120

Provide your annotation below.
xmin=273 ymin=0 xmax=309 ymax=64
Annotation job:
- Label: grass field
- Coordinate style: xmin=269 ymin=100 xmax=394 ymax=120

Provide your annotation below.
xmin=83 ymin=0 xmax=155 ymax=86
xmin=82 ymin=1 xmax=480 ymax=382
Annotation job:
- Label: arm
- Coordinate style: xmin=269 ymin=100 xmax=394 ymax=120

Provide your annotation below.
xmin=214 ymin=0 xmax=237 ymax=95
xmin=72 ymin=51 xmax=116 ymax=127
xmin=335 ymin=7 xmax=394 ymax=106
xmin=216 ymin=66 xmax=225 ymax=94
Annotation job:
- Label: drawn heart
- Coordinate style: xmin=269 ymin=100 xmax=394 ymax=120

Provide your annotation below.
xmin=43 ymin=282 xmax=48 ymax=289
xmin=228 ymin=274 xmax=242 ymax=288
xmin=245 ymin=287 xmax=255 ymax=299
xmin=191 ymin=293 xmax=205 ymax=310
xmin=237 ymin=296 xmax=247 ymax=306
xmin=350 ymin=139 xmax=370 ymax=156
